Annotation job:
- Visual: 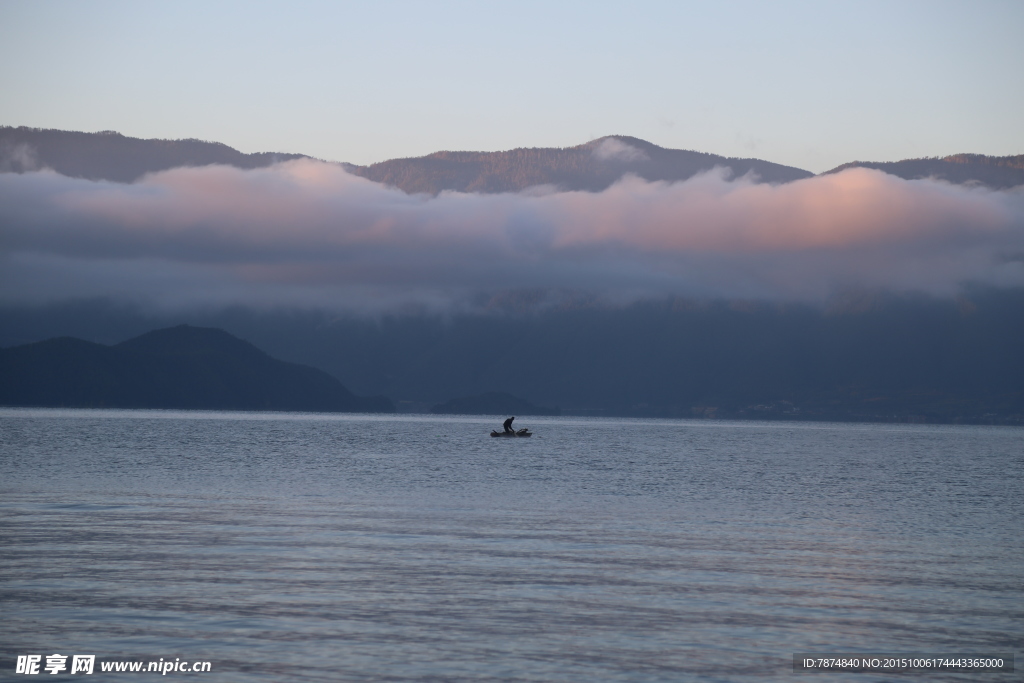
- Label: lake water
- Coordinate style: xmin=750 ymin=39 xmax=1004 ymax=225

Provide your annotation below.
xmin=1 ymin=409 xmax=1021 ymax=681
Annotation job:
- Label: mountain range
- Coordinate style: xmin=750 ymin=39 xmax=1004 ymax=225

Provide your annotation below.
xmin=0 ymin=127 xmax=306 ymax=183
xmin=824 ymin=154 xmax=1024 ymax=190
xmin=3 ymin=292 xmax=1021 ymax=424
xmin=2 ymin=127 xmax=1022 ymax=424
xmin=343 ymin=136 xmax=812 ymax=192
xmin=3 ymin=126 xmax=1022 ymax=190
xmin=0 ymin=324 xmax=393 ymax=412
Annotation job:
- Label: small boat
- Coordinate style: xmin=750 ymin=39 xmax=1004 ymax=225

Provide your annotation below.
xmin=491 ymin=428 xmax=533 ymax=437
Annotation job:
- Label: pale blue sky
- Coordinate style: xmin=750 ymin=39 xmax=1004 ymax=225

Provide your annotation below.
xmin=1 ymin=0 xmax=1021 ymax=171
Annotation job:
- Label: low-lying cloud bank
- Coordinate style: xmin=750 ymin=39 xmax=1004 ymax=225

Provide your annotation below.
xmin=2 ymin=159 xmax=1023 ymax=311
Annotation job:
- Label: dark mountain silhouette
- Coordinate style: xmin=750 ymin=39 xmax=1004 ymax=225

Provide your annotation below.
xmin=0 ymin=126 xmax=308 ymax=182
xmin=346 ymin=135 xmax=813 ymax=193
xmin=4 ymin=126 xmax=1020 ymax=191
xmin=0 ymin=324 xmax=393 ymax=412
xmin=824 ymin=153 xmax=1024 ymax=189
xmin=0 ymin=127 xmax=812 ymax=189
xmin=3 ymin=290 xmax=1021 ymax=424
xmin=431 ymin=391 xmax=560 ymax=416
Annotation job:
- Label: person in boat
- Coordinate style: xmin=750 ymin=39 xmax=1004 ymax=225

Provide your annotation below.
xmin=503 ymin=416 xmax=515 ymax=433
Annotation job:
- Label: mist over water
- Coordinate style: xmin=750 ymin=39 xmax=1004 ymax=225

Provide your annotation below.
xmin=2 ymin=410 xmax=1021 ymax=681
xmin=3 ymin=161 xmax=1023 ymax=311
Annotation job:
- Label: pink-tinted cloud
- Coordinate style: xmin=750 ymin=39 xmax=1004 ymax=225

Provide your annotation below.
xmin=1 ymin=159 xmax=1022 ymax=310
